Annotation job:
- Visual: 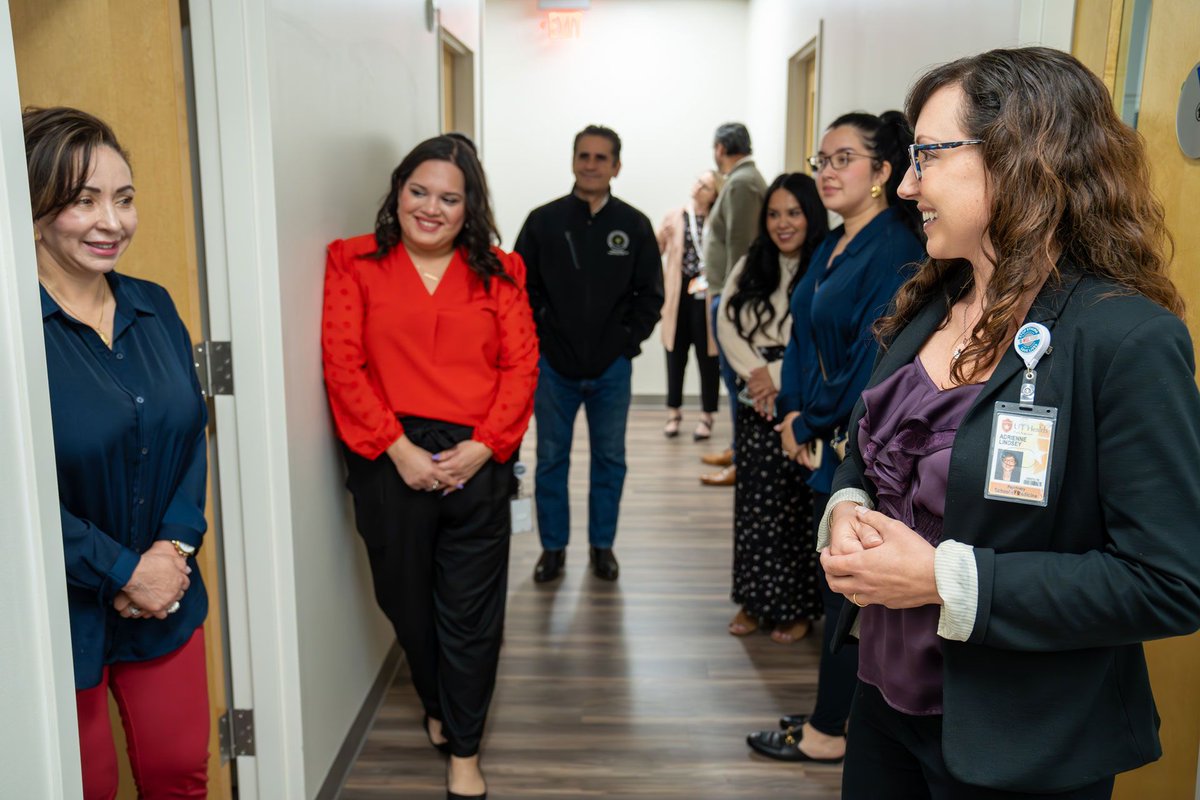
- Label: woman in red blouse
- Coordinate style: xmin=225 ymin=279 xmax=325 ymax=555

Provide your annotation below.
xmin=322 ymin=135 xmax=537 ymax=800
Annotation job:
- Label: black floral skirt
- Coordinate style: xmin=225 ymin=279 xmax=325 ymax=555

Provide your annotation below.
xmin=731 ymin=402 xmax=822 ymax=624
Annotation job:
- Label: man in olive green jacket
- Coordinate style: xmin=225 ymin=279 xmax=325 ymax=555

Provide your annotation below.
xmin=700 ymin=122 xmax=767 ymax=485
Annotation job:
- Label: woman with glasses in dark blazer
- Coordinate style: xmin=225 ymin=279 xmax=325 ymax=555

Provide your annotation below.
xmin=820 ymin=47 xmax=1200 ymax=798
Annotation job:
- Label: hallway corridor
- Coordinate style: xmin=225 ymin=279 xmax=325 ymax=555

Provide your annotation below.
xmin=341 ymin=405 xmax=842 ymax=798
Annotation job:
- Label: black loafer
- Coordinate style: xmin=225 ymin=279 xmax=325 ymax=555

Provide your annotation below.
xmin=779 ymin=712 xmax=809 ymax=730
xmin=446 ymin=793 xmax=486 ymax=800
xmin=589 ymin=547 xmax=619 ymax=581
xmin=746 ymin=729 xmax=844 ymax=764
xmin=534 ymin=549 xmax=565 ymax=583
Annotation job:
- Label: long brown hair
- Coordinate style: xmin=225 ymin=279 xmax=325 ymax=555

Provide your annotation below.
xmin=876 ymin=47 xmax=1179 ymax=385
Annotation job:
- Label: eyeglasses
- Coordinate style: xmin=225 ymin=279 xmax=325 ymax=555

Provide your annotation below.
xmin=908 ymin=140 xmax=984 ymax=179
xmin=806 ymin=151 xmax=877 ymax=173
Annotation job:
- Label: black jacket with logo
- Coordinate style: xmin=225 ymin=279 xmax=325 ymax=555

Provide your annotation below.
xmin=515 ymin=192 xmax=663 ymax=379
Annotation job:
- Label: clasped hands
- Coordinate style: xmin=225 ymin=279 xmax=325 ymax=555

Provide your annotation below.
xmin=746 ymin=366 xmax=777 ymax=420
xmin=388 ymin=435 xmax=493 ymax=495
xmin=115 ymin=539 xmax=190 ymax=620
xmin=820 ymin=502 xmax=943 ymax=609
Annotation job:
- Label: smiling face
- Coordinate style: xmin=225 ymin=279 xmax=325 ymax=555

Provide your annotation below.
xmin=1002 ymin=455 xmax=1017 ymax=471
xmin=397 ymin=158 xmax=466 ymax=257
xmin=764 ymin=187 xmax=808 ymax=257
xmin=814 ymin=125 xmax=889 ymax=217
xmin=898 ymin=83 xmax=991 ymax=265
xmin=572 ymin=134 xmax=620 ymax=197
xmin=34 ymin=145 xmax=137 ymax=278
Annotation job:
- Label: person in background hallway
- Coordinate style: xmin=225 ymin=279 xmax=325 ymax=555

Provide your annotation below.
xmin=658 ymin=170 xmax=722 ymax=440
xmin=27 ymin=106 xmax=210 ymax=799
xmin=699 ymin=122 xmax=767 ymax=486
xmin=748 ymin=109 xmax=923 ymax=764
xmin=717 ymin=173 xmax=829 ymax=643
xmin=515 ymin=124 xmax=663 ymax=585
xmin=323 ymin=135 xmax=537 ymax=800
xmin=822 ymin=47 xmax=1200 ymax=798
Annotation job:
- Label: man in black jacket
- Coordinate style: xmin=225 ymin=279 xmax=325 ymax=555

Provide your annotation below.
xmin=514 ymin=125 xmax=663 ymax=583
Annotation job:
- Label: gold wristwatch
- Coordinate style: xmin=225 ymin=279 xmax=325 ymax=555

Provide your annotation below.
xmin=171 ymin=539 xmax=197 ymax=558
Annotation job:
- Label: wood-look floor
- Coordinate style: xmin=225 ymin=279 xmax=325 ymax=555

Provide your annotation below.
xmin=340 ymin=404 xmax=842 ymax=799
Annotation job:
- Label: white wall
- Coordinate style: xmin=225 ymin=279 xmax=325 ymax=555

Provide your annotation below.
xmin=262 ymin=0 xmax=447 ymax=794
xmin=482 ymin=0 xmax=750 ymax=399
xmin=744 ymin=0 xmax=1025 ymax=183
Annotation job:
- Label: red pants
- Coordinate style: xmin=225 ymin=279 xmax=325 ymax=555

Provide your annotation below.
xmin=75 ymin=628 xmax=210 ymax=800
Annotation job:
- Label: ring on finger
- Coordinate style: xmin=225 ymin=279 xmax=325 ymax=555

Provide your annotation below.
xmin=431 ymin=479 xmax=441 ymax=491
xmin=167 ymin=600 xmax=181 ymax=615
xmin=852 ymin=593 xmax=867 ymax=608
xmin=129 ymin=606 xmax=143 ymax=618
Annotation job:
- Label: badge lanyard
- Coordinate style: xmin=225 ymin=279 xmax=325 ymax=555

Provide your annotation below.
xmin=685 ymin=207 xmax=708 ymax=296
xmin=984 ymin=323 xmax=1058 ymax=507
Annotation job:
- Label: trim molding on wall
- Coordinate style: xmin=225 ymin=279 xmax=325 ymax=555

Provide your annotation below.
xmin=315 ymin=646 xmax=404 ymax=800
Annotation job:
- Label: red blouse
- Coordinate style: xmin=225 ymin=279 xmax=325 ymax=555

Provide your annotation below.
xmin=322 ymin=234 xmax=539 ymax=462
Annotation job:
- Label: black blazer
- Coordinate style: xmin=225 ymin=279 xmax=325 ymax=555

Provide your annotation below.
xmin=832 ymin=267 xmax=1200 ymax=792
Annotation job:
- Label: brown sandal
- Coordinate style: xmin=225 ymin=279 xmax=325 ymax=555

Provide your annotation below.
xmin=728 ymin=608 xmax=759 ymax=636
xmin=770 ymin=619 xmax=812 ymax=644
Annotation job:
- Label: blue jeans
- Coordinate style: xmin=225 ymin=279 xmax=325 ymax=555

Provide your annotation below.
xmin=534 ymin=355 xmax=632 ymax=551
xmin=710 ymin=293 xmax=739 ymax=455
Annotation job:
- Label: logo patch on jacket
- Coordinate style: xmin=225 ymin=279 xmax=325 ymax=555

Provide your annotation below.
xmin=606 ymin=230 xmax=630 ymax=256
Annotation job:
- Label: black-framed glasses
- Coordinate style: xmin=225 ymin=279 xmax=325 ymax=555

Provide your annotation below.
xmin=806 ymin=151 xmax=877 ymax=173
xmin=908 ymin=140 xmax=984 ymax=179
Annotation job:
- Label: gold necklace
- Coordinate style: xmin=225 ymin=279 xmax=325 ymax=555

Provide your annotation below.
xmin=42 ymin=278 xmax=111 ymax=347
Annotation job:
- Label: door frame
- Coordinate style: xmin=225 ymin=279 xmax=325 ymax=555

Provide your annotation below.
xmin=0 ymin=5 xmax=83 ymax=796
xmin=185 ymin=0 xmax=308 ymax=795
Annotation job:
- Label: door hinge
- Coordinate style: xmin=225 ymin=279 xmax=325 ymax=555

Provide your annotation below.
xmin=193 ymin=341 xmax=233 ymax=396
xmin=218 ymin=708 xmax=255 ymax=761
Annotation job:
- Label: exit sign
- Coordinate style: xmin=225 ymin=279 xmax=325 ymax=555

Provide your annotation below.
xmin=545 ymin=11 xmax=582 ymax=39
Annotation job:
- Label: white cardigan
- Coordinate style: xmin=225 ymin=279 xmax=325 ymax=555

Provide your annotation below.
xmin=715 ymin=252 xmax=801 ymax=387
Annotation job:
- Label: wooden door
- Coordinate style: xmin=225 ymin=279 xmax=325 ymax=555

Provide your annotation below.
xmin=8 ymin=1 xmax=232 ymax=797
xmin=1074 ymin=1 xmax=1200 ymax=797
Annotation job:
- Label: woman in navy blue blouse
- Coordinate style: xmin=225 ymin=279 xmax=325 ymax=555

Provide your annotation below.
xmin=27 ymin=107 xmax=210 ymax=798
xmin=746 ymin=111 xmax=924 ymax=764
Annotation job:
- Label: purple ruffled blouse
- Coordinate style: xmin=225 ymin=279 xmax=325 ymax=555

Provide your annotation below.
xmin=855 ymin=356 xmax=982 ymax=715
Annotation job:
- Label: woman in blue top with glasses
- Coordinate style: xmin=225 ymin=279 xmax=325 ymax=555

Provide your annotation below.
xmin=746 ymin=110 xmax=923 ymax=765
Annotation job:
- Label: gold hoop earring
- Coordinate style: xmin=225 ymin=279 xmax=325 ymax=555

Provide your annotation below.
xmin=870 ymin=184 xmax=882 ymax=199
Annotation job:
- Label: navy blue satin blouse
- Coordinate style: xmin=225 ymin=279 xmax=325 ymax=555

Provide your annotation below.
xmin=777 ymin=206 xmax=924 ymax=494
xmin=42 ymin=271 xmax=208 ymax=690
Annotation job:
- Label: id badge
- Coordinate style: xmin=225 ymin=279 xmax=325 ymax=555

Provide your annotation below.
xmin=984 ymin=402 xmax=1057 ymax=506
xmin=510 ymin=497 xmax=533 ymax=534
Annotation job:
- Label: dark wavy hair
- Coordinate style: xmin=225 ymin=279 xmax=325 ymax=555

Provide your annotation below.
xmin=827 ymin=110 xmax=922 ymax=239
xmin=23 ymin=106 xmax=130 ymax=221
xmin=364 ymin=135 xmax=509 ymax=286
xmin=876 ymin=46 xmax=1180 ymax=385
xmin=725 ymin=173 xmax=828 ymax=341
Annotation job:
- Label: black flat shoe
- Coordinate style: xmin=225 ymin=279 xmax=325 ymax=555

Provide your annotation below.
xmin=779 ymin=712 xmax=809 ymax=730
xmin=746 ymin=729 xmax=843 ymax=764
xmin=534 ymin=549 xmax=565 ymax=583
xmin=589 ymin=547 xmax=619 ymax=581
xmin=423 ymin=714 xmax=451 ymax=755
xmin=446 ymin=793 xmax=486 ymax=800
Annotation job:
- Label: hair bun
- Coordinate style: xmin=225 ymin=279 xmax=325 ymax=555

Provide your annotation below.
xmin=878 ymin=110 xmax=914 ymax=147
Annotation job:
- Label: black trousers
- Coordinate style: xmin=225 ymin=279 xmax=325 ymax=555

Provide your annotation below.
xmin=809 ymin=491 xmax=860 ymax=737
xmin=665 ymin=282 xmax=719 ymax=412
xmin=843 ymin=682 xmax=1115 ymax=800
xmin=343 ymin=418 xmax=514 ymax=758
